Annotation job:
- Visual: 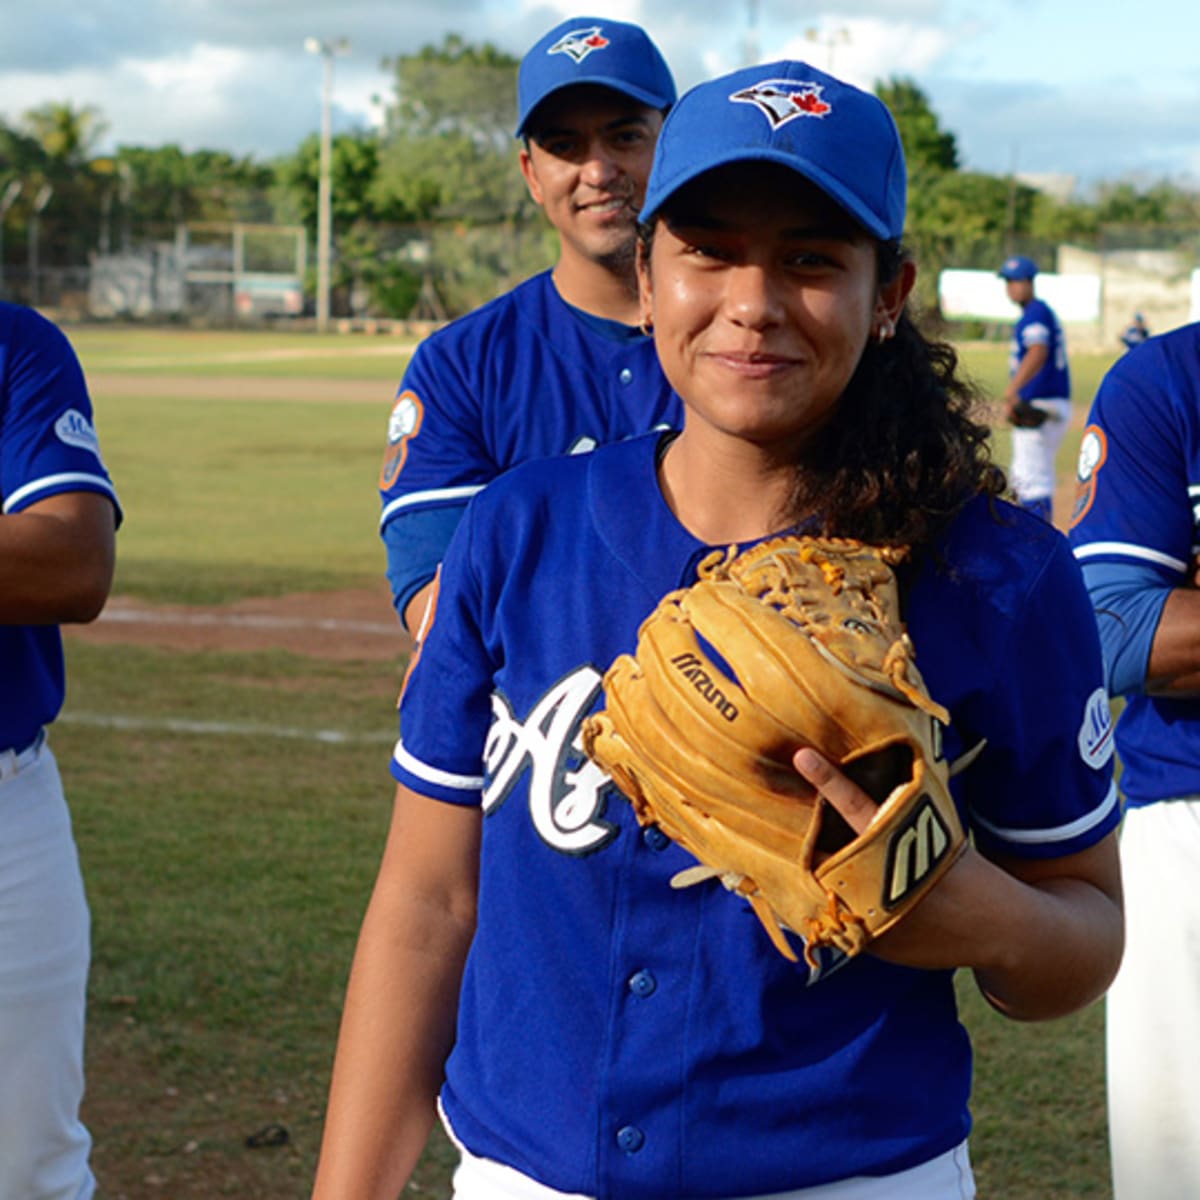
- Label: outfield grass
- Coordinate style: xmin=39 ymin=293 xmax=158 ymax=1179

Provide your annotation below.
xmin=67 ymin=324 xmax=417 ymax=381
xmin=89 ymin=390 xmax=390 ymax=603
xmin=52 ymin=326 xmax=1122 ymax=1198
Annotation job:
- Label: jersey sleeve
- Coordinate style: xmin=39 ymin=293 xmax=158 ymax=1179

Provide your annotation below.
xmin=1 ymin=306 xmax=121 ymax=519
xmin=1068 ymin=343 xmax=1193 ymax=576
xmin=1020 ymin=319 xmax=1051 ymax=347
xmin=958 ymin=535 xmax=1120 ymax=860
xmin=378 ymin=334 xmax=493 ymax=531
xmin=390 ymin=500 xmax=495 ymax=805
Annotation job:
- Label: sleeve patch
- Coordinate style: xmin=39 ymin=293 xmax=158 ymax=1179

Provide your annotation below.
xmin=55 ymin=409 xmax=102 ymax=457
xmin=1069 ymin=425 xmax=1108 ymax=529
xmin=1078 ymin=687 xmax=1115 ymax=769
xmin=380 ymin=390 xmax=424 ymax=489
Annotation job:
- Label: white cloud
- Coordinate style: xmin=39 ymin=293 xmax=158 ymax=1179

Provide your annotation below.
xmin=0 ymin=0 xmax=1196 ymax=184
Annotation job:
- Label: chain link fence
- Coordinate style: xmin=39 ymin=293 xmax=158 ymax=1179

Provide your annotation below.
xmin=2 ymin=205 xmax=1196 ymax=343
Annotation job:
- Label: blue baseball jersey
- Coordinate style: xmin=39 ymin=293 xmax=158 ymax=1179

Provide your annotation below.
xmin=1069 ymin=321 xmax=1200 ymax=806
xmin=392 ymin=432 xmax=1118 ymax=1198
xmin=1011 ymin=297 xmax=1070 ymax=400
xmin=1 ymin=302 xmax=120 ymax=751
xmin=377 ymin=270 xmax=681 ymax=607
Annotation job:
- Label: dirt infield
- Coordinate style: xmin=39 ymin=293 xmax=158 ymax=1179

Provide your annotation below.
xmin=65 ymin=581 xmax=414 ymax=661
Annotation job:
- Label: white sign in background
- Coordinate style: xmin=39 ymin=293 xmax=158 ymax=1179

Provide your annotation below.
xmin=938 ymin=269 xmax=1102 ymax=323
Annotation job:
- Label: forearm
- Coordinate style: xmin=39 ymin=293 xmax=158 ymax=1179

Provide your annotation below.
xmin=404 ymin=581 xmax=437 ymax=641
xmin=313 ymin=788 xmax=480 ymax=1199
xmin=968 ymin=842 xmax=1124 ymax=1021
xmin=1145 ymin=585 xmax=1200 ymax=696
xmin=1005 ymin=345 xmax=1050 ymax=400
xmin=866 ymin=836 xmax=1122 ymax=1020
xmin=312 ymin=877 xmax=476 ymax=1198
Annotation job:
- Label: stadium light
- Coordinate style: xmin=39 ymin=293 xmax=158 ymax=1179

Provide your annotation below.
xmin=29 ymin=183 xmax=53 ymax=309
xmin=304 ymin=36 xmax=350 ymax=332
xmin=0 ymin=179 xmax=22 ymax=298
xmin=805 ymin=26 xmax=851 ymax=74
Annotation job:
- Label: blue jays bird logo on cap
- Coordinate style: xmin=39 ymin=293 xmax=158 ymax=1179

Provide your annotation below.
xmin=730 ymin=79 xmax=832 ymax=127
xmin=548 ymin=26 xmax=611 ymax=64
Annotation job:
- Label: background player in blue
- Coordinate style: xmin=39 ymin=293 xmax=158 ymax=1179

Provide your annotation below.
xmin=0 ymin=302 xmax=120 ymax=1199
xmin=1068 ymin=322 xmax=1200 ymax=1200
xmin=378 ymin=15 xmax=681 ymax=638
xmin=315 ymin=62 xmax=1123 ymax=1200
xmin=998 ymin=254 xmax=1072 ymax=522
xmin=1119 ymin=310 xmax=1150 ymax=352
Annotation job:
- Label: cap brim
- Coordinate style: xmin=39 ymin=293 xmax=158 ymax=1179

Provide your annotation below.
xmin=641 ymin=148 xmax=892 ymax=241
xmin=516 ymin=78 xmax=671 ymax=138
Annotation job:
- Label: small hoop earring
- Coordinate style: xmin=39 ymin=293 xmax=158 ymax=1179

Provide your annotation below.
xmin=876 ymin=321 xmax=893 ymax=346
xmin=639 ymin=318 xmax=654 ymax=337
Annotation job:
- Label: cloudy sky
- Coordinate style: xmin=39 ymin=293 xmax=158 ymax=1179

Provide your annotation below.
xmin=1 ymin=0 xmax=1197 ymax=193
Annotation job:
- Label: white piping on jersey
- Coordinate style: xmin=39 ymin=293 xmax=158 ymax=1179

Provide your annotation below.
xmin=380 ymin=485 xmax=483 ymax=527
xmin=971 ymin=780 xmax=1119 ymax=845
xmin=393 ymin=738 xmax=484 ymax=790
xmin=3 ymin=472 xmax=118 ymax=513
xmin=1072 ymin=541 xmax=1188 ymax=573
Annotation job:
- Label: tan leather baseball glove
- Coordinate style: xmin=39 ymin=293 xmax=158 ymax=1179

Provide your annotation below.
xmin=581 ymin=536 xmax=967 ymax=967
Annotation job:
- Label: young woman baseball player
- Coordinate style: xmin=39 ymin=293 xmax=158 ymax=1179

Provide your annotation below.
xmin=313 ymin=61 xmax=1123 ymax=1200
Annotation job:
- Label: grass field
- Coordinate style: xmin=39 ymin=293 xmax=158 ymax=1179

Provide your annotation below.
xmin=52 ymin=325 xmax=1124 ymax=1198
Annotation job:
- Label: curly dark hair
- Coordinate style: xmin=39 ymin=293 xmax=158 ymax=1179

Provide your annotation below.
xmin=638 ymin=224 xmax=1007 ymax=554
xmin=781 ymin=242 xmax=1007 ymax=552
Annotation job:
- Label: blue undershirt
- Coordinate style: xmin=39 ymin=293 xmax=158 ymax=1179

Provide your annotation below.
xmin=1080 ymin=558 xmax=1174 ymax=697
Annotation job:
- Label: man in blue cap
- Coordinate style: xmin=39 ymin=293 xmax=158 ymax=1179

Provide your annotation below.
xmin=377 ymin=16 xmax=681 ymax=641
xmin=998 ymin=254 xmax=1072 ymax=523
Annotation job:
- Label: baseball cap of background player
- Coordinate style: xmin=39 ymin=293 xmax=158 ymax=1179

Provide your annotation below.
xmin=638 ymin=60 xmax=906 ymax=242
xmin=515 ymin=16 xmax=676 ymax=139
xmin=998 ymin=255 xmax=1039 ymax=281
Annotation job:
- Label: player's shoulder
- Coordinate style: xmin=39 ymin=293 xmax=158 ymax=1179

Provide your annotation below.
xmin=1094 ymin=321 xmax=1200 ymax=414
xmin=468 ymin=431 xmax=656 ymax=520
xmin=923 ymin=494 xmax=1071 ymax=609
xmin=419 ymin=272 xmax=554 ymax=344
xmin=0 ymin=300 xmax=74 ymax=359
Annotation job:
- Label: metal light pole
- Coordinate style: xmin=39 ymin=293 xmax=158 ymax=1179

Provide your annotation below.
xmin=29 ymin=184 xmax=53 ymax=309
xmin=743 ymin=0 xmax=760 ymax=66
xmin=0 ymin=179 xmax=22 ymax=299
xmin=805 ymin=26 xmax=851 ymax=74
xmin=304 ymin=36 xmax=349 ymax=333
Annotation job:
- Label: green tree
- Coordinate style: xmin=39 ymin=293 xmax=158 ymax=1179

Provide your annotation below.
xmin=374 ymin=34 xmax=534 ymax=227
xmin=875 ymin=78 xmax=959 ymax=174
xmin=382 ymin=34 xmax=518 ymax=148
xmin=273 ymin=130 xmax=431 ymax=317
xmin=21 ymin=101 xmax=108 ymax=169
xmin=111 ymin=144 xmax=276 ymax=238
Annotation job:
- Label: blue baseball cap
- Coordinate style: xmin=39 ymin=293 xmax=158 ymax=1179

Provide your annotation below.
xmin=639 ymin=60 xmax=906 ymax=241
xmin=998 ymin=255 xmax=1038 ymax=281
xmin=516 ymin=16 xmax=676 ymax=139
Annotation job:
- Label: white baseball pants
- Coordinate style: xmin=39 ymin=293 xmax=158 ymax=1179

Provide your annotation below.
xmin=1008 ymin=397 xmax=1072 ymax=510
xmin=1107 ymin=798 xmax=1200 ymax=1200
xmin=0 ymin=736 xmax=94 ymax=1200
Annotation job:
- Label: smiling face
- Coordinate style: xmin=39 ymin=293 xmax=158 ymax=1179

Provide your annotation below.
xmin=520 ymin=85 xmax=663 ymax=274
xmin=639 ymin=162 xmax=913 ymax=460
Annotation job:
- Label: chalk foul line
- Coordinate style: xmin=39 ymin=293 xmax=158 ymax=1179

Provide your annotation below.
xmin=59 ymin=711 xmax=396 ymax=745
